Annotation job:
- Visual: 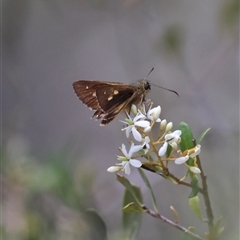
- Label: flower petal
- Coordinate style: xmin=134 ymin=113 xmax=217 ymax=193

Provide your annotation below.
xmin=123 ymin=162 xmax=131 ymax=175
xmin=144 ymin=126 xmax=152 ymax=133
xmin=134 ymin=120 xmax=150 ymax=128
xmin=134 ymin=112 xmax=146 ymax=122
xmin=125 ymin=126 xmax=132 ymax=138
xmin=175 ymin=156 xmax=189 ymax=164
xmin=129 ymin=159 xmax=142 ymax=168
xmin=132 ymin=127 xmax=142 ymax=142
xmin=158 ymin=142 xmax=168 ymax=156
xmin=149 ymin=106 xmax=161 ymax=121
xmin=143 ymin=136 xmax=150 ymax=145
xmin=121 ymin=144 xmax=128 ymax=158
xmin=173 ymin=130 xmax=182 ymax=138
xmin=129 ymin=143 xmax=142 ymax=156
xmin=165 ymin=132 xmax=174 ymax=141
xmin=165 ymin=130 xmax=182 ymax=144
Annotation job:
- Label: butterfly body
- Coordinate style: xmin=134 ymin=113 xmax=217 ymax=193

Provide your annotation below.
xmin=72 ymin=80 xmax=151 ymax=125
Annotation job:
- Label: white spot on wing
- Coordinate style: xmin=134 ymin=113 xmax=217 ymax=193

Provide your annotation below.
xmin=86 ymin=86 xmax=89 ymax=89
xmin=92 ymin=92 xmax=96 ymax=97
xmin=113 ymin=90 xmax=119 ymax=95
xmin=108 ymin=96 xmax=113 ymax=101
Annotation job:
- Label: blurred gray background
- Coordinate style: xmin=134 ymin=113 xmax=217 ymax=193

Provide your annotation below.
xmin=3 ymin=0 xmax=239 ymax=239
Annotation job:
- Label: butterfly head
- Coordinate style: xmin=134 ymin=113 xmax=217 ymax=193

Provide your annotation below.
xmin=143 ymin=80 xmax=151 ymax=91
xmin=137 ymin=79 xmax=151 ymax=93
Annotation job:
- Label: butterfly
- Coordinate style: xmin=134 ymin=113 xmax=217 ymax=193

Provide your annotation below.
xmin=72 ymin=79 xmax=151 ymax=126
xmin=72 ymin=68 xmax=178 ymax=125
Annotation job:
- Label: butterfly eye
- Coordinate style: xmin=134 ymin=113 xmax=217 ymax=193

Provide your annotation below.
xmin=144 ymin=81 xmax=151 ymax=91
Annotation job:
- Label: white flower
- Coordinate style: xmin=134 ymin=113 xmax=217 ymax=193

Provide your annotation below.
xmin=158 ymin=130 xmax=182 ymax=156
xmin=118 ymin=160 xmax=141 ymax=175
xmin=165 ymin=130 xmax=182 ymax=144
xmin=147 ymin=106 xmax=161 ymax=122
xmin=175 ymin=144 xmax=201 ymax=165
xmin=142 ymin=136 xmax=150 ymax=148
xmin=141 ymin=136 xmax=150 ymax=154
xmin=116 ymin=143 xmax=142 ymax=175
xmin=189 ymin=144 xmax=201 ymax=158
xmin=121 ymin=113 xmax=150 ymax=142
xmin=119 ymin=143 xmax=142 ymax=158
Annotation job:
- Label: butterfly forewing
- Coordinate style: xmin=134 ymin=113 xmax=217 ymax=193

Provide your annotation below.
xmin=96 ymin=84 xmax=136 ymax=112
xmin=72 ymin=79 xmax=150 ymax=125
xmin=73 ymin=80 xmax=103 ymax=110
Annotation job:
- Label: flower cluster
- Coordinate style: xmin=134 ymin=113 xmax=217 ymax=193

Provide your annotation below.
xmin=107 ymin=103 xmax=201 ymax=175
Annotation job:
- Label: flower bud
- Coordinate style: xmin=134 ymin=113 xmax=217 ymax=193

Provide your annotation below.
xmin=160 ymin=119 xmax=167 ymax=130
xmin=189 ymin=166 xmax=201 ymax=174
xmin=107 ymin=166 xmax=122 ymax=173
xmin=131 ymin=104 xmax=138 ymax=115
xmin=166 ymin=122 xmax=173 ymax=132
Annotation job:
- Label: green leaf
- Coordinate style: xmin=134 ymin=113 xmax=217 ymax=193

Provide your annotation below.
xmin=138 ymin=168 xmax=158 ymax=212
xmin=197 ymin=128 xmax=211 ymax=144
xmin=178 ymin=122 xmax=196 ymax=167
xmin=122 ymin=186 xmax=143 ymax=240
xmin=117 ymin=174 xmax=142 ymax=207
xmin=178 ymin=122 xmax=194 ymax=151
xmin=166 ymin=144 xmax=172 ymax=158
xmin=188 ymin=196 xmax=203 ymax=220
xmin=84 ymin=209 xmax=108 ymax=240
xmin=189 ymin=176 xmax=199 ymax=198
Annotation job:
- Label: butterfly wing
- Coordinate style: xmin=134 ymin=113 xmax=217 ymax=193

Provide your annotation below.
xmin=96 ymin=84 xmax=142 ymax=125
xmin=96 ymin=84 xmax=135 ymax=111
xmin=73 ymin=80 xmax=103 ymax=110
xmin=72 ymin=80 xmax=145 ymax=125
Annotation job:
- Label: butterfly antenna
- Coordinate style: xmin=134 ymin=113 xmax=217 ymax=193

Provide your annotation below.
xmin=151 ymin=82 xmax=179 ymax=97
xmin=144 ymin=67 xmax=155 ymax=80
xmin=144 ymin=67 xmax=179 ymax=96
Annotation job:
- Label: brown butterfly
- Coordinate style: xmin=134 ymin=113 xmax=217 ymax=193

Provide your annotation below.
xmin=73 ymin=68 xmax=178 ymax=126
xmin=72 ymin=79 xmax=151 ymax=125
